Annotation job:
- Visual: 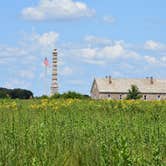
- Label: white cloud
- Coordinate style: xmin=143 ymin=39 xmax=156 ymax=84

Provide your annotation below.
xmin=143 ymin=40 xmax=166 ymax=66
xmin=0 ymin=45 xmax=27 ymax=59
xmin=0 ymin=45 xmax=32 ymax=65
xmin=144 ymin=40 xmax=166 ymax=51
xmin=73 ymin=48 xmax=97 ymax=59
xmin=18 ymin=70 xmax=35 ymax=79
xmin=22 ymin=0 xmax=95 ymax=21
xmin=144 ymin=55 xmax=166 ymax=66
xmin=161 ymin=56 xmax=166 ymax=63
xmin=68 ymin=79 xmax=84 ymax=85
xmin=0 ymin=31 xmax=59 ymax=65
xmin=103 ymin=16 xmax=115 ymax=23
xmin=69 ymin=42 xmax=140 ymax=64
xmin=4 ymin=79 xmax=31 ymax=89
xmin=144 ymin=55 xmax=158 ymax=64
xmin=99 ymin=43 xmax=140 ymax=59
xmin=83 ymin=59 xmax=106 ymax=65
xmin=26 ymin=31 xmax=59 ymax=48
xmin=60 ymin=67 xmax=73 ymax=76
xmin=145 ymin=40 xmax=160 ymax=50
xmin=99 ymin=44 xmax=125 ymax=58
xmin=85 ymin=35 xmax=112 ymax=45
xmin=112 ymin=71 xmax=124 ymax=77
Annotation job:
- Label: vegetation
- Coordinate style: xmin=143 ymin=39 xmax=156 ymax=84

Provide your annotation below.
xmin=37 ymin=91 xmax=90 ymax=99
xmin=126 ymin=85 xmax=142 ymax=100
xmin=0 ymin=88 xmax=33 ymax=99
xmin=59 ymin=91 xmax=90 ymax=99
xmin=0 ymin=99 xmax=165 ymax=165
xmin=0 ymin=88 xmax=11 ymax=99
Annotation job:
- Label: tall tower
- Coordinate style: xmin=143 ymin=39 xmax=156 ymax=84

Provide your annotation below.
xmin=50 ymin=49 xmax=58 ymax=95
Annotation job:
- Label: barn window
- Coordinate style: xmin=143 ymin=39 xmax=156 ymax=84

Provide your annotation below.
xmin=119 ymin=95 xmax=122 ymax=100
xmin=157 ymin=95 xmax=161 ymax=100
xmin=108 ymin=94 xmax=111 ymax=98
xmin=144 ymin=95 xmax=147 ymax=100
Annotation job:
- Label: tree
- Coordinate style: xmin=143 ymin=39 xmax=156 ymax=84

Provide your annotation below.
xmin=0 ymin=88 xmax=11 ymax=99
xmin=61 ymin=91 xmax=85 ymax=99
xmin=35 ymin=91 xmax=90 ymax=99
xmin=10 ymin=89 xmax=33 ymax=99
xmin=0 ymin=91 xmax=8 ymax=99
xmin=0 ymin=88 xmax=33 ymax=99
xmin=59 ymin=91 xmax=90 ymax=99
xmin=126 ymin=85 xmax=142 ymax=100
xmin=50 ymin=93 xmax=61 ymax=99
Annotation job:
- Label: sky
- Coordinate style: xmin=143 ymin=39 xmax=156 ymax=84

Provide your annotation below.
xmin=0 ymin=0 xmax=166 ymax=96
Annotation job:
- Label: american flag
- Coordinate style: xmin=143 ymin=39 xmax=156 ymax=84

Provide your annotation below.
xmin=44 ymin=57 xmax=49 ymax=67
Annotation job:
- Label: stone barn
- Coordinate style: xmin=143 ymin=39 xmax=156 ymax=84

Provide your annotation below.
xmin=90 ymin=76 xmax=166 ymax=100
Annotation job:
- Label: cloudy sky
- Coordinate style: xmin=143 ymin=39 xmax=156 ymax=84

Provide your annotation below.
xmin=0 ymin=0 xmax=166 ymax=96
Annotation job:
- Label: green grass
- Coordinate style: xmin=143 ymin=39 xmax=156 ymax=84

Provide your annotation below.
xmin=0 ymin=99 xmax=166 ymax=165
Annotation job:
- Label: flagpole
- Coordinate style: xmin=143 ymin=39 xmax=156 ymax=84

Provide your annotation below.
xmin=43 ymin=57 xmax=49 ymax=96
xmin=44 ymin=65 xmax=47 ymax=95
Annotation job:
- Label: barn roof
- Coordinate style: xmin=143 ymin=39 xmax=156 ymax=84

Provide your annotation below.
xmin=94 ymin=77 xmax=166 ymax=94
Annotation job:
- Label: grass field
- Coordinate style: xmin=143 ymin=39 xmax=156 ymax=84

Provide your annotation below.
xmin=0 ymin=99 xmax=165 ymax=165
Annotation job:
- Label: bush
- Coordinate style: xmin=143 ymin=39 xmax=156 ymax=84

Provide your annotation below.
xmin=0 ymin=91 xmax=8 ymax=99
xmin=50 ymin=91 xmax=90 ymax=99
xmin=9 ymin=89 xmax=33 ymax=99
xmin=0 ymin=88 xmax=33 ymax=99
xmin=61 ymin=91 xmax=90 ymax=99
xmin=0 ymin=88 xmax=11 ymax=99
xmin=126 ymin=85 xmax=142 ymax=100
xmin=36 ymin=95 xmax=49 ymax=99
xmin=50 ymin=93 xmax=61 ymax=99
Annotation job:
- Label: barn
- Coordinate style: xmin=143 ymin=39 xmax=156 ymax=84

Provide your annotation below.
xmin=90 ymin=76 xmax=166 ymax=100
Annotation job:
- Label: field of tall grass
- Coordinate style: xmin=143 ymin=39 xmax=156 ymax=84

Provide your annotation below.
xmin=0 ymin=99 xmax=165 ymax=165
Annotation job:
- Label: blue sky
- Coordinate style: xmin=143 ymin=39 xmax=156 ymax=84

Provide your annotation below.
xmin=0 ymin=0 xmax=166 ymax=96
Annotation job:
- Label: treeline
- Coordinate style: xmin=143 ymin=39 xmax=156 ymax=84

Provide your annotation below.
xmin=38 ymin=91 xmax=90 ymax=99
xmin=0 ymin=88 xmax=33 ymax=99
xmin=0 ymin=88 xmax=90 ymax=100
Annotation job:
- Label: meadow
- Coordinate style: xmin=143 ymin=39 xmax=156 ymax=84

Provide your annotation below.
xmin=0 ymin=99 xmax=165 ymax=166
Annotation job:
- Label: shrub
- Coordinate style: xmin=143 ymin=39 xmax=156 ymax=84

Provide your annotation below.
xmin=50 ymin=93 xmax=61 ymax=99
xmin=61 ymin=91 xmax=89 ymax=99
xmin=36 ymin=95 xmax=49 ymax=99
xmin=35 ymin=91 xmax=90 ymax=100
xmin=0 ymin=88 xmax=11 ymax=99
xmin=126 ymin=85 xmax=142 ymax=100
xmin=0 ymin=88 xmax=33 ymax=99
xmin=10 ymin=89 xmax=33 ymax=99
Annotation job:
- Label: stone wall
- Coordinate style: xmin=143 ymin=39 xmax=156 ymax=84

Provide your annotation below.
xmin=90 ymin=82 xmax=100 ymax=99
xmin=97 ymin=93 xmax=127 ymax=100
xmin=92 ymin=92 xmax=166 ymax=101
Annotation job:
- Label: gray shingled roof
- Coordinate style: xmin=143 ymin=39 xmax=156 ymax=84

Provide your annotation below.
xmin=95 ymin=78 xmax=166 ymax=94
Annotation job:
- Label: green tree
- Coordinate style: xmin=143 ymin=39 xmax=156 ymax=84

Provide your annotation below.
xmin=50 ymin=93 xmax=61 ymax=99
xmin=126 ymin=85 xmax=142 ymax=100
xmin=9 ymin=89 xmax=33 ymax=99
xmin=61 ymin=91 xmax=90 ymax=99
xmin=0 ymin=88 xmax=11 ymax=99
xmin=0 ymin=88 xmax=33 ymax=99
